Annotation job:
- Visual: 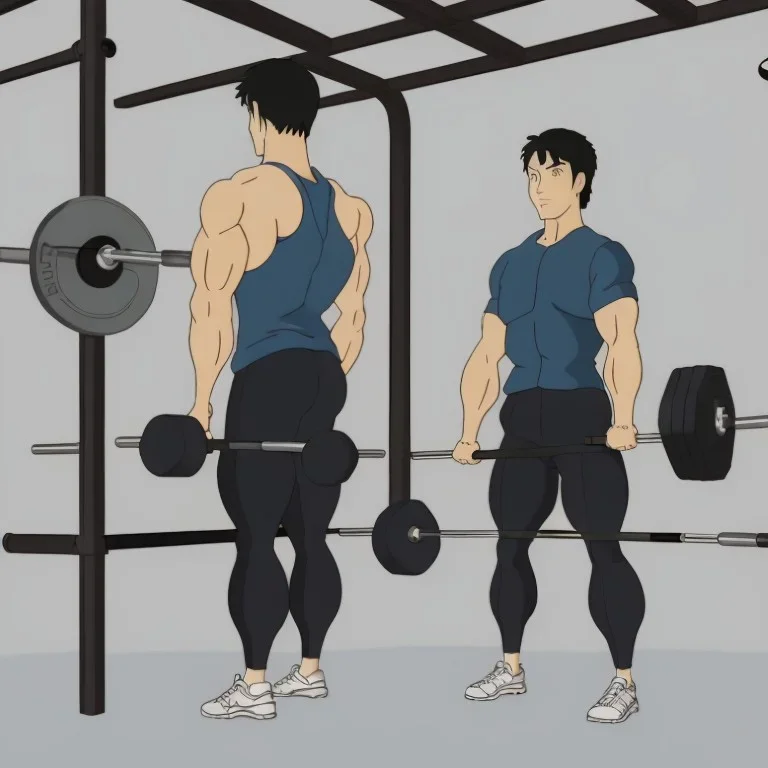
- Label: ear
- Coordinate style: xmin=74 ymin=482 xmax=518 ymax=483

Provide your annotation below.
xmin=573 ymin=171 xmax=586 ymax=195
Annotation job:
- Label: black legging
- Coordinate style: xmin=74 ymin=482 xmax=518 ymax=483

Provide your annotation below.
xmin=217 ymin=348 xmax=346 ymax=670
xmin=489 ymin=387 xmax=646 ymax=670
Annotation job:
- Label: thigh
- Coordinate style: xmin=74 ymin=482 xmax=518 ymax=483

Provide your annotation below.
xmin=489 ymin=456 xmax=560 ymax=531
xmin=556 ymin=452 xmax=629 ymax=533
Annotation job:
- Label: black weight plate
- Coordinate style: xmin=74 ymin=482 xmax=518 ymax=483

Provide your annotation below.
xmin=686 ymin=365 xmax=734 ymax=481
xmin=302 ymin=430 xmax=359 ymax=486
xmin=29 ymin=196 xmax=158 ymax=335
xmin=659 ymin=367 xmax=694 ymax=479
xmin=372 ymin=500 xmax=441 ymax=576
xmin=658 ymin=367 xmax=680 ymax=459
xmin=682 ymin=366 xmax=709 ymax=479
xmin=372 ymin=501 xmax=409 ymax=574
xmin=139 ymin=414 xmax=208 ymax=477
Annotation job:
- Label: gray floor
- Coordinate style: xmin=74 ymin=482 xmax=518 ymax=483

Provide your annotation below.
xmin=0 ymin=648 xmax=758 ymax=766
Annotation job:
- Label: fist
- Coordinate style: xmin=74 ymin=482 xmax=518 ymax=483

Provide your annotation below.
xmin=453 ymin=440 xmax=480 ymax=465
xmin=606 ymin=424 xmax=637 ymax=451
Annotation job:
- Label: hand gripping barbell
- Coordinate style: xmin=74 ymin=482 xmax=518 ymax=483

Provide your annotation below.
xmin=413 ymin=365 xmax=767 ymax=482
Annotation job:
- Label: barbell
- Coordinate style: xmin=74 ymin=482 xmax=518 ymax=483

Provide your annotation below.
xmin=413 ymin=365 xmax=766 ymax=482
xmin=117 ymin=414 xmax=385 ymax=485
xmin=0 ymin=196 xmax=191 ymax=335
xmin=31 ymin=414 xmax=385 ymax=487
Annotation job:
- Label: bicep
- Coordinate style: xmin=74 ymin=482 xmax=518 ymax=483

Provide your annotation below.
xmin=478 ymin=312 xmax=506 ymax=362
xmin=594 ymin=297 xmax=639 ymax=346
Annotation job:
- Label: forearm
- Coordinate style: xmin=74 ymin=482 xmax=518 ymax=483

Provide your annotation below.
xmin=460 ymin=350 xmax=500 ymax=441
xmin=604 ymin=339 xmax=642 ymax=424
xmin=189 ymin=302 xmax=235 ymax=408
xmin=331 ymin=311 xmax=365 ymax=375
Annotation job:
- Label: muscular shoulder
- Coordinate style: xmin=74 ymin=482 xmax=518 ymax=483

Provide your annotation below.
xmin=328 ymin=178 xmax=372 ymax=239
xmin=589 ymin=237 xmax=635 ymax=277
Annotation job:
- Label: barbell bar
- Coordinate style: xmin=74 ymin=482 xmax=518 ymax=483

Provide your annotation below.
xmin=413 ymin=365 xmax=767 ymax=481
xmin=0 ymin=245 xmax=190 ymax=269
xmin=30 ymin=440 xmax=386 ymax=460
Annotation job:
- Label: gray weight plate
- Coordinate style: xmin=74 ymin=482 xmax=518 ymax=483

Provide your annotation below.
xmin=29 ymin=196 xmax=158 ymax=335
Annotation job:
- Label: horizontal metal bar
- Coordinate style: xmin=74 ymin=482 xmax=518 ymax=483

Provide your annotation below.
xmin=733 ymin=415 xmax=768 ymax=430
xmin=0 ymin=42 xmax=80 ymax=87
xmin=3 ymin=533 xmax=79 ymax=555
xmin=415 ymin=529 xmax=768 ymax=547
xmin=320 ymin=0 xmax=768 ymax=109
xmin=0 ymin=247 xmax=29 ymax=263
xmin=112 ymin=2 xmax=540 ymax=109
xmin=31 ymin=443 xmax=79 ymax=455
xmin=0 ymin=0 xmax=42 ymax=18
xmin=116 ymin=435 xmax=385 ymax=457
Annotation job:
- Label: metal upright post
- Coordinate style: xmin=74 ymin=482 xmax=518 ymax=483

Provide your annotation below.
xmin=78 ymin=0 xmax=107 ymax=716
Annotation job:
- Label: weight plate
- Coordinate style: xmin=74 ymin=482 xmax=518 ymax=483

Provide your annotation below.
xmin=372 ymin=499 xmax=441 ymax=576
xmin=29 ymin=196 xmax=158 ymax=335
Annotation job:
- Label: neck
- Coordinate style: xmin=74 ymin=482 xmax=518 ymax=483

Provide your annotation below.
xmin=262 ymin=131 xmax=313 ymax=178
xmin=541 ymin=203 xmax=584 ymax=243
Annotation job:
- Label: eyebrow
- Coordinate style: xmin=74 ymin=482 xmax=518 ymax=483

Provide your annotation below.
xmin=545 ymin=160 xmax=565 ymax=169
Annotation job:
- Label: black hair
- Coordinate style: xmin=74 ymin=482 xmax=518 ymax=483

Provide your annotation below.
xmin=235 ymin=58 xmax=320 ymax=138
xmin=521 ymin=129 xmax=597 ymax=208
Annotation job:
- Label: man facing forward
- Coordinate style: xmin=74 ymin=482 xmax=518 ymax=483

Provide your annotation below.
xmin=453 ymin=129 xmax=646 ymax=724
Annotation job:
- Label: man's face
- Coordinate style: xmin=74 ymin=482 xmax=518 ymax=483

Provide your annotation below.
xmin=526 ymin=151 xmax=584 ymax=220
xmin=248 ymin=104 xmax=267 ymax=157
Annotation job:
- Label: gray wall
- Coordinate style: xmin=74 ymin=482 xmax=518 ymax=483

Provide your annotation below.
xmin=2 ymin=0 xmax=768 ymax=659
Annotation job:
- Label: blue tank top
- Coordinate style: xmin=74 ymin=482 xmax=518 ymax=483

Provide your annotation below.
xmin=485 ymin=226 xmax=638 ymax=394
xmin=231 ymin=163 xmax=355 ymax=373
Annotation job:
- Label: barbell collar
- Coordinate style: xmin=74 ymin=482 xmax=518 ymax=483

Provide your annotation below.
xmin=99 ymin=246 xmax=191 ymax=268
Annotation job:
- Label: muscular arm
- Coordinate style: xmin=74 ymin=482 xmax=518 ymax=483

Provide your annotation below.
xmin=594 ymin=297 xmax=642 ymax=426
xmin=459 ymin=313 xmax=506 ymax=442
xmin=188 ymin=177 xmax=276 ymax=412
xmin=330 ymin=196 xmax=373 ymax=374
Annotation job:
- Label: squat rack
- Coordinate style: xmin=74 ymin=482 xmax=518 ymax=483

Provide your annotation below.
xmin=1 ymin=0 xmax=765 ymax=717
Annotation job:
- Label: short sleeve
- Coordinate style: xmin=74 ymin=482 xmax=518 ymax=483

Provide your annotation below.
xmin=484 ymin=254 xmax=508 ymax=316
xmin=588 ymin=241 xmax=638 ymax=314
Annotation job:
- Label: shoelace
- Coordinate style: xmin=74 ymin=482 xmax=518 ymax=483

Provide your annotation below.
xmin=598 ymin=682 xmax=627 ymax=707
xmin=214 ymin=683 xmax=241 ymax=705
xmin=477 ymin=664 xmax=506 ymax=685
xmin=275 ymin=665 xmax=301 ymax=687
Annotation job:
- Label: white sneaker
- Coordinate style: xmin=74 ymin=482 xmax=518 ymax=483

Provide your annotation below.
xmin=586 ymin=676 xmax=639 ymax=724
xmin=465 ymin=661 xmax=526 ymax=701
xmin=200 ymin=675 xmax=276 ymax=720
xmin=273 ymin=664 xmax=328 ymax=699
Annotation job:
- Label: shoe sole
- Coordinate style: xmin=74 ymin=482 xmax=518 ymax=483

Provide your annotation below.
xmin=201 ymin=708 xmax=276 ymax=720
xmin=465 ymin=685 xmax=526 ymax=701
xmin=587 ymin=703 xmax=639 ymax=724
xmin=274 ymin=688 xmax=328 ymax=699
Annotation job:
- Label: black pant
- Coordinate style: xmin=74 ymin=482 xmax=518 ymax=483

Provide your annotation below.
xmin=489 ymin=388 xmax=645 ymax=670
xmin=217 ymin=349 xmax=346 ymax=670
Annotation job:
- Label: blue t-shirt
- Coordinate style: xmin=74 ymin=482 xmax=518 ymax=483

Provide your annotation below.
xmin=485 ymin=226 xmax=638 ymax=394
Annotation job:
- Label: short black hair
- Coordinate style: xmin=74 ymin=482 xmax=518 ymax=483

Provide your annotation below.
xmin=235 ymin=58 xmax=320 ymax=138
xmin=521 ymin=129 xmax=597 ymax=208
